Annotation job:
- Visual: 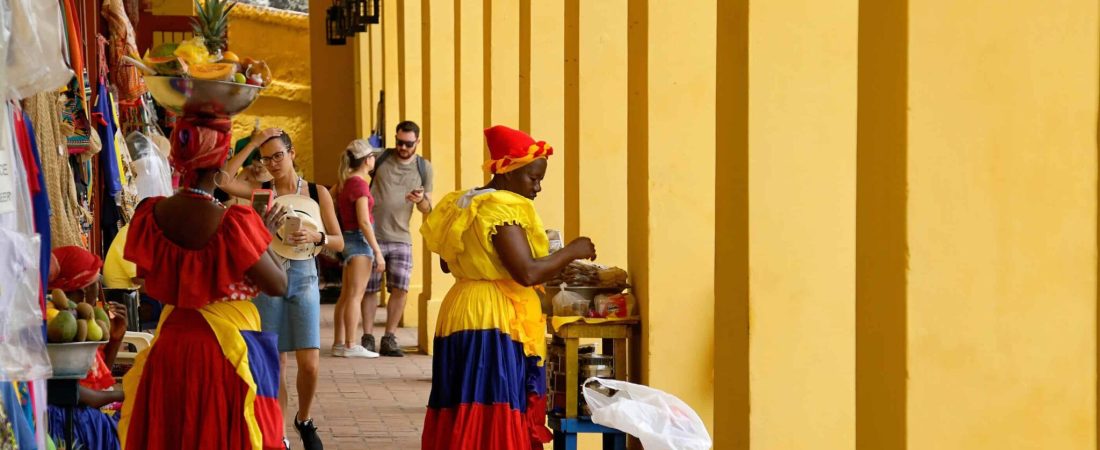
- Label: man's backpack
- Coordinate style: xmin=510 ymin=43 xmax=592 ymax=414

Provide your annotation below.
xmin=369 ymin=148 xmax=428 ymax=189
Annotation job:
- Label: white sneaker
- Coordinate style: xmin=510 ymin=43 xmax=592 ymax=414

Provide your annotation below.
xmin=343 ymin=344 xmax=380 ymax=358
xmin=332 ymin=344 xmax=346 ymax=357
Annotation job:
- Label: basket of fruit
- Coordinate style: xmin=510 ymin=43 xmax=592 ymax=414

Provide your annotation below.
xmin=137 ymin=0 xmax=272 ymax=117
xmin=45 ymin=290 xmax=114 ymax=379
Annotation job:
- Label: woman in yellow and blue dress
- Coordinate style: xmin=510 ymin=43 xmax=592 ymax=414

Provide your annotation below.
xmin=421 ymin=125 xmax=597 ymax=449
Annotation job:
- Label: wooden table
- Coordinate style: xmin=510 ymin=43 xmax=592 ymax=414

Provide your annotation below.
xmin=548 ymin=319 xmax=639 ymax=450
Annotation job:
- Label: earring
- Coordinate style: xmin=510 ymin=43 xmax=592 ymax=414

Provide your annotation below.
xmin=214 ymin=170 xmax=230 ymax=187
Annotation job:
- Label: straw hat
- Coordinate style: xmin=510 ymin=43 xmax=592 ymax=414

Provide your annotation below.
xmin=270 ymin=194 xmax=324 ymax=261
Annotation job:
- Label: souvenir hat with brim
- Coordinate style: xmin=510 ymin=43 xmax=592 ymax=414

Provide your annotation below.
xmin=270 ymin=194 xmax=323 ymax=260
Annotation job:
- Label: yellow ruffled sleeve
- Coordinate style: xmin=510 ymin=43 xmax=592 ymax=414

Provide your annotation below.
xmin=421 ymin=189 xmax=550 ymax=264
xmin=420 ymin=190 xmax=471 ymax=263
xmin=471 ymin=191 xmax=550 ymax=259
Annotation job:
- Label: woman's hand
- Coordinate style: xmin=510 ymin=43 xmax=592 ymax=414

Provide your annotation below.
xmin=290 ymin=229 xmax=321 ymax=246
xmin=564 ymin=237 xmax=597 ymax=261
xmin=251 ymin=127 xmax=282 ymax=144
xmin=263 ymin=203 xmax=288 ymax=236
xmin=107 ymin=302 xmax=128 ymax=341
xmin=373 ymin=251 xmax=386 ymax=273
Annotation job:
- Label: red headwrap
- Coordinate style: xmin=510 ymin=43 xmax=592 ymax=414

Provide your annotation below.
xmin=171 ymin=117 xmax=233 ymax=186
xmin=49 ymin=246 xmax=103 ymax=292
xmin=482 ymin=125 xmax=553 ymax=174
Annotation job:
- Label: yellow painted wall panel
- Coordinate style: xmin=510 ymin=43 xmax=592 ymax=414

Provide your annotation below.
xmin=489 ymin=0 xmax=519 ymax=129
xmin=746 ymin=0 xmax=858 ymax=448
xmin=527 ymin=0 xmax=565 ymax=232
xmin=457 ymin=0 xmax=486 ymax=189
xmin=229 ymin=5 xmax=315 ymax=180
xmin=576 ymin=0 xmax=628 ymax=268
xmin=628 ymin=0 xmax=717 ymax=436
xmin=906 ymin=1 xmax=1098 ymax=448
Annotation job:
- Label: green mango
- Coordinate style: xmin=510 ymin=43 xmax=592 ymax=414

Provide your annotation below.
xmin=93 ymin=305 xmax=109 ymax=324
xmin=47 ymin=311 xmax=77 ymax=343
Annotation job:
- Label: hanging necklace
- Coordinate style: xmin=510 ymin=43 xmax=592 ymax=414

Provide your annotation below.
xmin=274 ymin=176 xmax=302 ymax=198
xmin=182 ymin=187 xmax=224 ymax=207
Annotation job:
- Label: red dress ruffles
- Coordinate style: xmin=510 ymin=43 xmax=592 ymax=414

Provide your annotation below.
xmin=123 ymin=198 xmax=271 ymax=308
xmin=119 ymin=198 xmax=284 ymax=450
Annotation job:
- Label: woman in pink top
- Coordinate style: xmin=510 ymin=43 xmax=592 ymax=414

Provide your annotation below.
xmin=332 ymin=140 xmax=386 ymax=358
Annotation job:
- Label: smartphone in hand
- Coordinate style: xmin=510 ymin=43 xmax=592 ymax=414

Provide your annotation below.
xmin=251 ymin=189 xmax=273 ymax=215
xmin=283 ymin=214 xmax=302 ymax=237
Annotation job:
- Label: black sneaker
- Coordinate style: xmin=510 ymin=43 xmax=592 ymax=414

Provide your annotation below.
xmin=294 ymin=414 xmax=324 ymax=450
xmin=361 ymin=334 xmax=376 ymax=353
xmin=380 ymin=333 xmax=405 ymax=357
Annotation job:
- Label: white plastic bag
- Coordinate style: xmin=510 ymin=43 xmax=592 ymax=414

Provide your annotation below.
xmin=583 ymin=377 xmax=712 ymax=450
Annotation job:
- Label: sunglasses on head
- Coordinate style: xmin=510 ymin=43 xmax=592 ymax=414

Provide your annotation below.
xmin=395 ymin=138 xmax=417 ymax=148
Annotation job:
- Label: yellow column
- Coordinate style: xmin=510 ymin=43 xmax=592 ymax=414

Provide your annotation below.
xmin=370 ymin=19 xmax=384 ymax=134
xmin=568 ymin=0 xmax=628 ymax=266
xmin=382 ymin=0 xmax=419 ymax=324
xmin=308 ymin=0 xmax=357 ymax=186
xmin=855 ymin=0 xmax=906 ymax=448
xmin=488 ymin=0 xmax=519 ymax=130
xmin=456 ymin=0 xmax=486 ymax=189
xmin=904 ymin=1 xmax=1097 ymax=448
xmin=626 ymin=0 xmax=716 ymax=433
xmin=399 ymin=0 xmax=423 ymax=124
xmin=524 ymin=0 xmax=565 ymax=229
xmin=713 ymin=0 xmax=748 ymax=447
xmin=399 ymin=0 xmax=427 ymax=331
xmin=354 ymin=35 xmax=371 ymax=138
xmin=418 ymin=0 xmax=457 ymax=354
xmin=383 ymin=0 xmax=400 ymax=135
xmin=745 ymin=0 xmax=859 ymax=447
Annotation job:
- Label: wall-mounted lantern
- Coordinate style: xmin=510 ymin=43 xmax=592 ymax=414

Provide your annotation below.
xmin=325 ymin=4 xmax=347 ymax=45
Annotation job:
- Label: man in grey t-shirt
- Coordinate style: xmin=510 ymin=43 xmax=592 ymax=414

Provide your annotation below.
xmin=361 ymin=121 xmax=433 ymax=356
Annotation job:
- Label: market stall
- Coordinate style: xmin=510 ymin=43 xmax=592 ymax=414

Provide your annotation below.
xmin=0 ymin=0 xmax=264 ymax=447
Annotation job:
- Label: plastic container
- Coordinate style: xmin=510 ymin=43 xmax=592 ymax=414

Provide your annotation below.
xmin=540 ymin=285 xmax=625 ymax=316
xmin=46 ymin=342 xmax=102 ymax=379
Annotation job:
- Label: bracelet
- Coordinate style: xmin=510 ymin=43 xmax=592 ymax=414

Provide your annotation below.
xmin=317 ymin=232 xmax=328 ymax=247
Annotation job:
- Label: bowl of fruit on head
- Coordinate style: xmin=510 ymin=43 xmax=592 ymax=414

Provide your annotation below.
xmin=141 ymin=0 xmax=272 ymax=117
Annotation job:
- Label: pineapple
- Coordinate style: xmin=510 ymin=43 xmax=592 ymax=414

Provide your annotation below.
xmin=191 ymin=0 xmax=237 ymax=54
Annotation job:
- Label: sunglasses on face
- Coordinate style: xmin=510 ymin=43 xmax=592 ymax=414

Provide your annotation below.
xmin=395 ymin=138 xmax=417 ymax=148
xmin=259 ymin=150 xmax=291 ymax=165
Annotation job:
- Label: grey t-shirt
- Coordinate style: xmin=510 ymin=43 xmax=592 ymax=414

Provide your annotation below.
xmin=371 ymin=153 xmax=434 ymax=243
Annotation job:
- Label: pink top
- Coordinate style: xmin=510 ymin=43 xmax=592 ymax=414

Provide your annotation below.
xmin=339 ymin=176 xmax=374 ymax=231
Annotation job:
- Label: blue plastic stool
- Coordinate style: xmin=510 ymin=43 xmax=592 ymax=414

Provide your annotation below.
xmin=549 ymin=416 xmax=627 ymax=450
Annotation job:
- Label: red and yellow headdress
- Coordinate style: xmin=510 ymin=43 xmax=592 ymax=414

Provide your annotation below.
xmin=482 ymin=125 xmax=554 ymax=175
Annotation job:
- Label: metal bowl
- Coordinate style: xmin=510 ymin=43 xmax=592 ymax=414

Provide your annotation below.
xmin=145 ymin=76 xmax=264 ymax=118
xmin=46 ymin=341 xmax=103 ymax=379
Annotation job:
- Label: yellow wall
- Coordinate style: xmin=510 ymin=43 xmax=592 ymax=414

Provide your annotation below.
xmin=308 ymin=0 xmax=356 ymax=186
xmin=746 ymin=0 xmax=858 ymax=448
xmin=905 ymin=0 xmax=1098 ymax=448
xmin=228 ymin=5 xmax=313 ymax=177
xmin=341 ymin=0 xmax=1100 ymax=448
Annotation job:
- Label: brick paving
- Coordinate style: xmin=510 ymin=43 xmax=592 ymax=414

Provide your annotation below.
xmin=282 ymin=303 xmax=430 ymax=450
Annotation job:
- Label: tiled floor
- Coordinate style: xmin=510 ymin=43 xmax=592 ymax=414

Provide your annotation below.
xmin=282 ymin=303 xmax=429 ymax=450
